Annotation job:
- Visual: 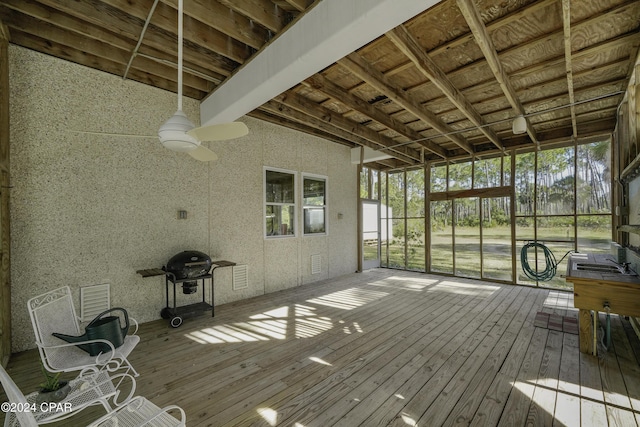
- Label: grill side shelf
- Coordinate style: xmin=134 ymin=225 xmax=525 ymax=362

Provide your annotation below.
xmin=136 ymin=268 xmax=165 ymax=278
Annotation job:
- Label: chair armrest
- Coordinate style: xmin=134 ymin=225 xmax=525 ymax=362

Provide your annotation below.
xmin=129 ymin=316 xmax=140 ymax=335
xmin=37 ymin=338 xmax=117 ymax=371
xmin=144 ymin=404 xmax=186 ymax=427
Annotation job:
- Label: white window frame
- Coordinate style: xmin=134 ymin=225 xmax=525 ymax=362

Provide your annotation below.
xmin=302 ymin=173 xmax=328 ymax=236
xmin=264 ymin=167 xmax=297 ymax=239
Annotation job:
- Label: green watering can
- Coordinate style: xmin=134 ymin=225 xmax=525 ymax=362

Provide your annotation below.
xmin=53 ymin=308 xmax=130 ymax=356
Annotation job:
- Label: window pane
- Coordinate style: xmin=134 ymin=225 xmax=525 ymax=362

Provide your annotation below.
xmin=266 ymin=170 xmax=294 ymax=203
xmin=536 ymin=216 xmax=574 ymax=290
xmin=381 ymin=217 xmax=391 ymax=268
xmin=536 ymin=146 xmax=574 ymax=215
xmin=266 ymin=205 xmax=295 ymax=236
xmin=430 ymin=164 xmax=447 ymax=192
xmin=454 ymin=198 xmax=480 ymax=278
xmin=516 ymin=216 xmax=535 ymax=286
xmin=482 ymin=197 xmax=512 ymax=282
xmin=371 ymin=170 xmax=379 ymax=200
xmin=388 ymin=172 xmax=405 ymax=219
xmin=407 ymin=218 xmax=425 ymax=271
xmin=304 ymin=207 xmax=325 ymax=234
xmin=577 ymin=215 xmax=611 ymax=253
xmin=449 ymin=161 xmax=472 ymax=191
xmin=303 ymin=178 xmax=325 ymax=206
xmin=360 ymin=168 xmax=369 ymax=199
xmin=430 ymin=200 xmax=453 ymax=274
xmin=406 ymin=169 xmax=424 ymax=218
xmin=363 ymin=202 xmax=380 ymax=263
xmin=504 ymin=154 xmax=511 ymax=186
xmin=474 ymin=157 xmax=501 ymax=189
xmin=577 ymin=141 xmax=611 ymax=214
xmin=389 ymin=218 xmax=405 ymax=268
xmin=515 ymin=152 xmax=535 ymax=216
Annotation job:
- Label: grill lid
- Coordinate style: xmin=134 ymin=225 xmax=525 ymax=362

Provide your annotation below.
xmin=165 ymin=250 xmax=212 ymax=280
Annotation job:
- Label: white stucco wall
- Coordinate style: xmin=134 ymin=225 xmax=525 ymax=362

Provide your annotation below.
xmin=8 ymin=46 xmax=357 ymax=352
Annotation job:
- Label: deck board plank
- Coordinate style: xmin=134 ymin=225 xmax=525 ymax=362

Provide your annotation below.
xmin=1 ymin=269 xmax=639 ymax=427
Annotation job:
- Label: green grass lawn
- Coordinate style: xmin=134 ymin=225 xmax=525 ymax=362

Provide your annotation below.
xmin=376 ymin=224 xmax=612 ymax=289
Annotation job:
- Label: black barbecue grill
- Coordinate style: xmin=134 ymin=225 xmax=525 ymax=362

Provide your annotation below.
xmin=136 ymin=253 xmax=236 ymax=328
xmin=161 ymin=250 xmax=214 ymax=327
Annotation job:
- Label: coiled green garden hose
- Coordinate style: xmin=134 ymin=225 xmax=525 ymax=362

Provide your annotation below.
xmin=520 ymin=242 xmax=574 ymax=281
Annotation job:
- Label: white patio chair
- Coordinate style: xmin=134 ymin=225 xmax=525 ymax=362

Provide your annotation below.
xmin=2 ymin=366 xmax=136 ymax=426
xmin=0 ymin=364 xmax=37 ymax=427
xmin=1 ymin=364 xmax=185 ymax=427
xmin=27 ymin=286 xmax=140 ymax=377
xmin=87 ymin=396 xmax=186 ymax=427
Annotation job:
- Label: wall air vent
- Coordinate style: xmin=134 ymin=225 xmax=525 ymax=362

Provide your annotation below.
xmin=311 ymin=254 xmax=322 ymax=275
xmin=233 ymin=265 xmax=249 ymax=291
xmin=80 ymin=283 xmax=110 ymax=321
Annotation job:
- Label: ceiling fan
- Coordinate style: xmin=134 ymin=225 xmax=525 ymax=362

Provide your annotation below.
xmin=158 ymin=0 xmax=248 ymax=161
xmin=75 ymin=0 xmax=248 ymax=161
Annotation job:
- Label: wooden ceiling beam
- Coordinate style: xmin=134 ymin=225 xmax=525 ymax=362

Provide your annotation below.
xmin=343 ymin=0 xmax=558 ymax=95
xmin=261 ymin=99 xmax=415 ymax=166
xmin=278 ymin=0 xmax=310 ymax=13
xmin=563 ymin=0 xmax=577 ymax=139
xmin=248 ymin=109 xmax=356 ymax=148
xmin=456 ymin=0 xmax=539 ymax=146
xmin=304 ymin=73 xmax=448 ymax=159
xmin=418 ymin=37 xmax=636 ymax=129
xmin=339 ymin=52 xmax=474 ymax=155
xmin=100 ymin=0 xmax=250 ymax=64
xmin=217 ymin=0 xmax=287 ymax=34
xmin=1 ymin=10 xmax=211 ymax=92
xmin=159 ymin=0 xmax=268 ymax=49
xmin=386 ymin=25 xmax=503 ymax=151
xmin=8 ymin=0 xmax=239 ymax=75
xmin=274 ymin=91 xmax=422 ymax=164
xmin=1 ymin=0 xmax=133 ymax=51
xmin=366 ymin=23 xmax=639 ymax=117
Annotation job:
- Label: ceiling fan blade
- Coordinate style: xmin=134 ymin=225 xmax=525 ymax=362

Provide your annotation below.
xmin=187 ymin=145 xmax=218 ymax=161
xmin=187 ymin=122 xmax=249 ymax=142
xmin=72 ymin=130 xmax=155 ymax=138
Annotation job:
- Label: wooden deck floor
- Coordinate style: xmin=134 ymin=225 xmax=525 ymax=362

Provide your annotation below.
xmin=3 ymin=269 xmax=640 ymax=426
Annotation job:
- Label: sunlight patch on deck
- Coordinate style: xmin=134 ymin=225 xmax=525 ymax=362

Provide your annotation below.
xmin=257 ymin=407 xmax=278 ymax=426
xmin=430 ymin=280 xmax=500 ymax=296
xmin=307 ymin=288 xmax=389 ymax=310
xmin=185 ymin=302 xmax=342 ymax=343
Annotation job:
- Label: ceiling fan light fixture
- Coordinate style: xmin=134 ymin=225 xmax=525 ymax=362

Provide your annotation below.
xmin=158 ymin=110 xmax=200 ymax=152
xmin=512 ymin=115 xmax=527 ymax=135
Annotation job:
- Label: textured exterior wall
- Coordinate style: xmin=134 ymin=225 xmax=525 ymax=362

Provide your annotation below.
xmin=9 ymin=46 xmax=357 ymax=352
xmin=207 ymin=116 xmax=358 ymax=305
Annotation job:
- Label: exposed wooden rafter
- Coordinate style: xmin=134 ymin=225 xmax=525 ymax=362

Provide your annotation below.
xmin=338 ymin=52 xmax=475 ymax=154
xmin=275 ymin=91 xmax=421 ymax=164
xmin=386 ymin=25 xmax=503 ymax=151
xmin=0 ymin=0 xmax=636 ymax=164
xmin=216 ymin=0 xmax=287 ymax=34
xmin=562 ymin=0 xmax=578 ymax=139
xmin=456 ymin=0 xmax=539 ymax=146
xmin=303 ymin=73 xmax=449 ymax=159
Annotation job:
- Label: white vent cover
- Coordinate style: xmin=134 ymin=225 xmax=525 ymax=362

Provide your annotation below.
xmin=80 ymin=283 xmax=110 ymax=321
xmin=233 ymin=265 xmax=249 ymax=291
xmin=311 ymin=254 xmax=322 ymax=275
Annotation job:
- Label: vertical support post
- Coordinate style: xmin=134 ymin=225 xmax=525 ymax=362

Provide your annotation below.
xmin=578 ymin=308 xmax=594 ymax=355
xmin=0 ymin=23 xmax=11 ymax=367
xmin=356 ymin=147 xmax=364 ymax=272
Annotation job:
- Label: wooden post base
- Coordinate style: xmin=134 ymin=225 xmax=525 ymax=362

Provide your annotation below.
xmin=579 ymin=308 xmax=596 ymax=355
